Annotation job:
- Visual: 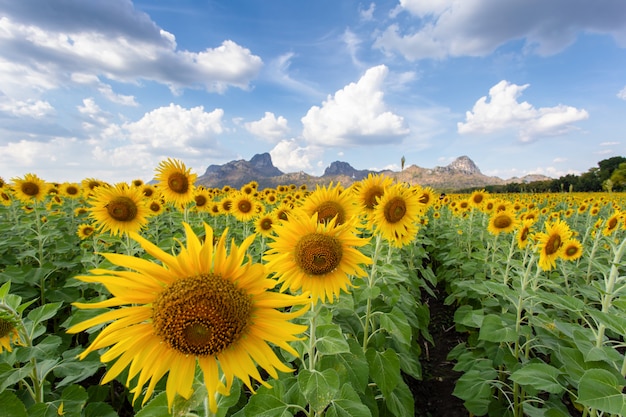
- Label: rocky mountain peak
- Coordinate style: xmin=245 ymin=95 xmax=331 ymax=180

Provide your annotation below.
xmin=434 ymin=155 xmax=482 ymax=175
xmin=323 ymin=161 xmax=371 ymax=180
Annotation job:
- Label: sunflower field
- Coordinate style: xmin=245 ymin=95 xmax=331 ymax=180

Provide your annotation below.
xmin=0 ymin=159 xmax=625 ymax=417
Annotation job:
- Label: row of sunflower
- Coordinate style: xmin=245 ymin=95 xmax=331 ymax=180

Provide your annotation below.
xmin=0 ymin=159 xmax=625 ymax=416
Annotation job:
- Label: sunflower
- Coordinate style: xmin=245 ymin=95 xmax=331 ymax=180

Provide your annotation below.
xmin=561 ymin=239 xmax=583 ymax=261
xmin=469 ymin=190 xmax=488 ymax=209
xmin=516 ymin=219 xmax=534 ymax=249
xmin=300 ymin=182 xmax=360 ymax=226
xmin=67 ymin=223 xmax=309 ymax=412
xmin=11 ymin=173 xmax=48 ymax=203
xmin=0 ymin=189 xmax=12 ymax=206
xmin=0 ymin=315 xmax=21 ymax=353
xmin=60 ymin=182 xmax=82 ymax=199
xmin=154 ymin=158 xmax=197 ymax=207
xmin=147 ymin=200 xmax=164 ymax=215
xmin=81 ymin=178 xmax=107 ymax=198
xmin=77 ymin=223 xmax=96 ymax=240
xmin=264 ymin=210 xmax=372 ymax=303
xmin=602 ymin=211 xmax=622 ymax=236
xmin=231 ymin=192 xmax=261 ymax=222
xmin=88 ymin=183 xmax=152 ymax=236
xmin=534 ymin=219 xmax=573 ymax=271
xmin=254 ymin=213 xmax=277 ymax=237
xmin=487 ymin=210 xmax=518 ymax=235
xmin=370 ymin=183 xmax=424 ymax=247
xmin=415 ymin=186 xmax=436 ymax=209
xmin=140 ymin=184 xmax=158 ymax=199
xmin=352 ymin=173 xmax=393 ymax=216
xmin=193 ymin=188 xmax=212 ymax=212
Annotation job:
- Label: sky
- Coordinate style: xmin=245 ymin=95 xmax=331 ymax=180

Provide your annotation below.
xmin=1 ymin=0 xmax=626 ymax=184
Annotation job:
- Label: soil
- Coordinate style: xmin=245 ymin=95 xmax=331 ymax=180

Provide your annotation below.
xmin=408 ymin=284 xmax=469 ymax=417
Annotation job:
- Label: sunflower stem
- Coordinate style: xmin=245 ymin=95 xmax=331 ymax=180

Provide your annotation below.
xmin=308 ymin=301 xmax=319 ymax=371
xmin=362 ymin=234 xmax=383 ymax=353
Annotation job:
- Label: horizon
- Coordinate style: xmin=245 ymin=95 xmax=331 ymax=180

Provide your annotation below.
xmin=1 ymin=1 xmax=625 ymax=184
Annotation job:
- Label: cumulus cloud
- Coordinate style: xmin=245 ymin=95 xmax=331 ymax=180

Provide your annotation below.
xmin=301 ymin=65 xmax=409 ymax=147
xmin=0 ymin=95 xmax=54 ymax=118
xmin=269 ymin=139 xmax=323 ymax=174
xmin=375 ymin=0 xmax=626 ymax=61
xmin=244 ymin=112 xmax=290 ymax=142
xmin=458 ymin=80 xmax=589 ymax=142
xmin=0 ymin=2 xmax=263 ymax=97
xmin=618 ymin=86 xmax=626 ymax=100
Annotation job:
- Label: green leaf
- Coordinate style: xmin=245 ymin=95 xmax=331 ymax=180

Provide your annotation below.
xmin=384 ymin=380 xmax=414 ymax=417
xmin=244 ymin=394 xmax=294 ymax=417
xmin=453 ymin=305 xmax=484 ymax=329
xmin=135 ymin=392 xmax=169 ymax=417
xmin=58 ymin=385 xmax=88 ymax=417
xmin=379 ymin=307 xmax=412 ymax=347
xmin=577 ymin=369 xmax=626 ymax=415
xmin=315 ymin=323 xmax=350 ymax=356
xmin=0 ymin=362 xmax=35 ymax=392
xmin=53 ymin=347 xmax=103 ymax=387
xmin=0 ymin=281 xmax=11 ymax=299
xmin=365 ymin=348 xmax=401 ymax=399
xmin=84 ymin=402 xmax=118 ymax=417
xmin=478 ymin=314 xmax=518 ymax=343
xmin=0 ymin=390 xmax=28 ymax=417
xmin=453 ymin=367 xmax=498 ymax=416
xmin=298 ymin=368 xmax=341 ymax=413
xmin=319 ymin=339 xmax=369 ymax=393
xmin=509 ymin=363 xmax=565 ymax=394
xmin=326 ymin=385 xmax=372 ymax=417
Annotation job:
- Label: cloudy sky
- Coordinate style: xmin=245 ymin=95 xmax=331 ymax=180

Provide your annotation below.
xmin=1 ymin=0 xmax=625 ymax=184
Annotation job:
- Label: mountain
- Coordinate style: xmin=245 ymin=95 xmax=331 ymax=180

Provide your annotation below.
xmin=195 ymin=154 xmax=550 ymax=191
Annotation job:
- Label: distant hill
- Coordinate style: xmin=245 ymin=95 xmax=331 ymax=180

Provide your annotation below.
xmin=195 ymin=153 xmax=551 ymax=191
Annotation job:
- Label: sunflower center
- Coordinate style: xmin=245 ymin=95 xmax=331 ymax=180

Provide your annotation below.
xmin=383 ymin=197 xmax=407 ymax=224
xmin=238 ymin=200 xmax=252 ymax=213
xmin=195 ymin=195 xmax=208 ymax=207
xmin=295 ymin=233 xmax=343 ymax=275
xmin=66 ymin=186 xmax=79 ymax=195
xmin=545 ymin=234 xmax=562 ymax=256
xmin=149 ymin=202 xmax=161 ymax=213
xmin=106 ymin=197 xmax=138 ymax=222
xmin=168 ymin=173 xmax=189 ymax=194
xmin=520 ymin=227 xmax=529 ymax=242
xmin=418 ymin=193 xmax=430 ymax=205
xmin=0 ymin=318 xmax=14 ymax=338
xmin=315 ymin=201 xmax=345 ymax=225
xmin=153 ymin=274 xmax=252 ymax=356
xmin=565 ymin=245 xmax=579 ymax=257
xmin=21 ymin=182 xmax=39 ymax=196
xmin=493 ymin=214 xmax=513 ymax=229
xmin=607 ymin=218 xmax=617 ymax=230
xmin=260 ymin=218 xmax=273 ymax=231
xmin=363 ymin=186 xmax=384 ymax=210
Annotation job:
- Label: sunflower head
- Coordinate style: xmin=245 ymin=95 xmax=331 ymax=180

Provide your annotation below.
xmin=155 ymin=158 xmax=197 ymax=207
xmin=264 ymin=210 xmax=372 ymax=303
xmin=68 ymin=222 xmax=309 ymax=412
xmin=487 ymin=210 xmax=518 ymax=235
xmin=88 ymin=183 xmax=151 ymax=236
xmin=11 ymin=173 xmax=48 ymax=203
xmin=77 ymin=224 xmax=96 ymax=240
xmin=0 ymin=314 xmax=21 ymax=353
xmin=300 ymin=182 xmax=359 ymax=226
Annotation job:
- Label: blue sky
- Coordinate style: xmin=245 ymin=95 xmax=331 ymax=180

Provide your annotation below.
xmin=1 ymin=0 xmax=625 ymax=184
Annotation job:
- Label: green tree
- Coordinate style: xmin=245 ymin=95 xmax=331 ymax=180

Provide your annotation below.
xmin=401 ymin=155 xmax=406 ymax=171
xmin=598 ymin=156 xmax=626 ymax=182
xmin=609 ymin=162 xmax=626 ymax=191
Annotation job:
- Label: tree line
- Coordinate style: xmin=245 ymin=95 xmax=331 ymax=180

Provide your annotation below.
xmin=459 ymin=156 xmax=626 ymax=193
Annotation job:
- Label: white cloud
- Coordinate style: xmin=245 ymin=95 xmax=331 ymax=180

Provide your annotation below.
xmin=458 ymin=80 xmax=589 ymax=142
xmin=618 ymin=86 xmax=626 ymax=100
xmin=375 ymin=0 xmax=626 ymax=61
xmin=244 ymin=112 xmax=290 ymax=142
xmin=0 ymin=96 xmax=54 ymax=118
xmin=301 ymin=65 xmax=409 ymax=147
xmin=600 ymin=141 xmax=620 ymax=146
xmin=269 ymin=139 xmax=323 ymax=174
xmin=0 ymin=6 xmax=263 ymax=97
xmin=359 ymin=3 xmax=376 ymax=21
xmin=122 ymin=104 xmax=224 ymax=152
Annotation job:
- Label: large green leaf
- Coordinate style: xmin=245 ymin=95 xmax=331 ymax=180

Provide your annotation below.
xmin=379 ymin=307 xmax=412 ymax=347
xmin=509 ymin=362 xmax=565 ymax=394
xmin=244 ymin=394 xmax=294 ymax=417
xmin=577 ymin=369 xmax=626 ymax=415
xmin=315 ymin=323 xmax=351 ymax=355
xmin=478 ymin=313 xmax=518 ymax=343
xmin=365 ymin=348 xmax=401 ymax=399
xmin=298 ymin=368 xmax=341 ymax=413
xmin=0 ymin=390 xmax=28 ymax=417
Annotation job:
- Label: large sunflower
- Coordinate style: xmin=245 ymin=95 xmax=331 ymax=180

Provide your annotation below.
xmin=534 ymin=219 xmax=573 ymax=271
xmin=88 ymin=183 xmax=152 ymax=236
xmin=300 ymin=182 xmax=360 ymax=226
xmin=11 ymin=173 xmax=48 ymax=203
xmin=370 ymin=183 xmax=424 ymax=247
xmin=67 ymin=223 xmax=309 ymax=412
xmin=487 ymin=210 xmax=519 ymax=235
xmin=231 ymin=192 xmax=262 ymax=222
xmin=352 ymin=173 xmax=393 ymax=217
xmin=154 ymin=158 xmax=197 ymax=207
xmin=264 ymin=210 xmax=372 ymax=303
